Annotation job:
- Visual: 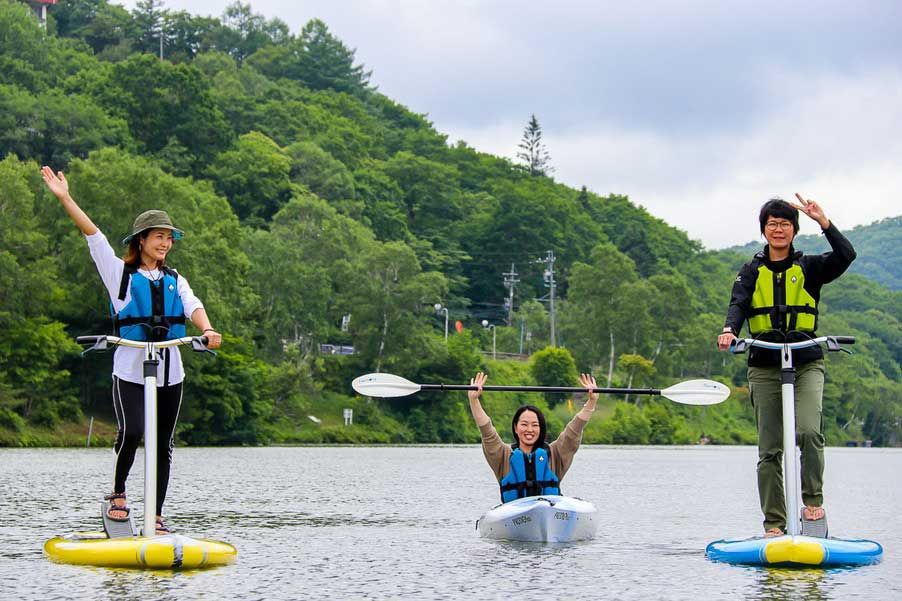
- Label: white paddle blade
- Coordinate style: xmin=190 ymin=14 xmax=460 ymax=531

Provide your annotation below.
xmin=352 ymin=373 xmax=421 ymax=398
xmin=661 ymin=379 xmax=730 ymax=405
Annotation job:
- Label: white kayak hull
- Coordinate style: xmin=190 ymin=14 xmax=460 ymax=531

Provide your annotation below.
xmin=477 ymin=495 xmax=598 ymax=542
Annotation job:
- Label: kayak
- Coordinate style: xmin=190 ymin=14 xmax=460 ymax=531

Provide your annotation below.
xmin=706 ymin=534 xmax=883 ymax=567
xmin=44 ymin=531 xmax=237 ymax=569
xmin=476 ymin=495 xmax=597 ymax=543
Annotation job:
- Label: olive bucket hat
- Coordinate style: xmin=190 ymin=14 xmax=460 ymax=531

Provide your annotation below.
xmin=121 ymin=210 xmax=185 ymax=245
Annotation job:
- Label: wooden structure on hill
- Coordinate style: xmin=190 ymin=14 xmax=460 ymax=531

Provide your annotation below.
xmin=27 ymin=0 xmax=58 ymax=29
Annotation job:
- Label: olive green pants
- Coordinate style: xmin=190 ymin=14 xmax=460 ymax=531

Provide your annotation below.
xmin=748 ymin=360 xmax=825 ymax=532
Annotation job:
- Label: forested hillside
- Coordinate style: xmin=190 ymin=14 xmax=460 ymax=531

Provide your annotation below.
xmin=1 ymin=0 xmax=899 ymax=447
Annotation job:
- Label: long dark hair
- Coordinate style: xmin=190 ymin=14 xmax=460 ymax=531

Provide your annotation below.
xmin=511 ymin=404 xmax=547 ymax=449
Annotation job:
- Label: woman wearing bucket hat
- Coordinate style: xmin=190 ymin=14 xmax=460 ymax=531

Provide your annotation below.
xmin=41 ymin=166 xmax=222 ymax=535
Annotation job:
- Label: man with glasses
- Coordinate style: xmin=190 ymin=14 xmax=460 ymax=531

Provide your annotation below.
xmin=716 ymin=194 xmax=856 ymax=538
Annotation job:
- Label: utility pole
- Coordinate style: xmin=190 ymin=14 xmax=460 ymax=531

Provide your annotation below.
xmin=158 ymin=15 xmax=165 ymax=60
xmin=536 ymin=251 xmax=556 ymax=347
xmin=502 ymin=263 xmax=519 ymax=326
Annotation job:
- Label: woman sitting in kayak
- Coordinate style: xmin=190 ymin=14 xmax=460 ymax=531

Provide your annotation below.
xmin=468 ymin=372 xmax=598 ymax=502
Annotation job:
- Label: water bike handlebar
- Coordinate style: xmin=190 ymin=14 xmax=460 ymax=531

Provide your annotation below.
xmin=730 ymin=335 xmax=855 ymax=354
xmin=76 ymin=335 xmax=213 ymax=354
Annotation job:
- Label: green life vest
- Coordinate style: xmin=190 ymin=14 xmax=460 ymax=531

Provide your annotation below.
xmin=748 ymin=259 xmax=818 ymax=334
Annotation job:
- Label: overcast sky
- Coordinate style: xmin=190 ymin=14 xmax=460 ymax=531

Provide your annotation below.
xmin=119 ymin=0 xmax=902 ymax=249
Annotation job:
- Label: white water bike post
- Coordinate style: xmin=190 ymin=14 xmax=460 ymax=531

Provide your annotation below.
xmin=780 ymin=343 xmax=801 ymax=537
xmin=143 ymin=341 xmax=158 ymax=539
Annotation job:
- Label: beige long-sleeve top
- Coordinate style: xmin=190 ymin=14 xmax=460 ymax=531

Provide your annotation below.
xmin=478 ymin=413 xmax=590 ymax=483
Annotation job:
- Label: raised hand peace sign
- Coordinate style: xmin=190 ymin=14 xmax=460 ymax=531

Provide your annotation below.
xmin=791 ymin=192 xmax=830 ymax=230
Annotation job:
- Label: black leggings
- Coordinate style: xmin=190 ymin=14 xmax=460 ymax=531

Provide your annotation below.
xmin=111 ymin=377 xmax=183 ymax=516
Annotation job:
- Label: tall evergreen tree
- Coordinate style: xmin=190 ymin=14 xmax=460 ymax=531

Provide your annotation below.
xmin=516 ymin=114 xmax=553 ymax=176
xmin=577 ymin=185 xmax=590 ymax=210
xmin=296 ymin=19 xmax=372 ymax=95
xmin=132 ymin=0 xmax=165 ymax=57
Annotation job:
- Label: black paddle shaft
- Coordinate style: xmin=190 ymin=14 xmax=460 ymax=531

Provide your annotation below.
xmin=420 ymin=384 xmax=661 ymax=395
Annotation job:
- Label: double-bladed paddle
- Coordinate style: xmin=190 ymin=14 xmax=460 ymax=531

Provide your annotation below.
xmin=351 ymin=373 xmax=730 ymax=406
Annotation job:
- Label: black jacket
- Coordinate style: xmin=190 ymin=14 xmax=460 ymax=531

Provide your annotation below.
xmin=723 ymin=223 xmax=856 ymax=367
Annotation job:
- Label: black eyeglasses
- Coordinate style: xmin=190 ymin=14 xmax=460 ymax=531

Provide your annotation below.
xmin=765 ymin=220 xmax=793 ymax=231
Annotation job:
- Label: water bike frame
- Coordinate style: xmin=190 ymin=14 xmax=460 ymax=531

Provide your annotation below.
xmin=78 ymin=334 xmax=213 ymax=538
xmin=730 ymin=334 xmax=853 ymax=536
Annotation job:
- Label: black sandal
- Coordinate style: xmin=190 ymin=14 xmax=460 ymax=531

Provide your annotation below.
xmin=155 ymin=517 xmax=172 ymax=535
xmin=103 ymin=493 xmax=131 ymax=522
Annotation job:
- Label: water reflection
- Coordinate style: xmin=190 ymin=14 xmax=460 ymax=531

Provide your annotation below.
xmin=642 ymin=542 xmax=703 ymax=557
xmin=199 ymin=510 xmax=418 ymax=529
xmin=485 ymin=538 xmax=595 ymax=555
xmin=749 ymin=567 xmax=830 ymax=601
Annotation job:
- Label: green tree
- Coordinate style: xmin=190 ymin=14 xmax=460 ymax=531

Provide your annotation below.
xmin=0 ymin=156 xmax=81 ymax=426
xmin=530 ymin=346 xmax=578 ymax=405
xmin=514 ymin=300 xmax=550 ymax=353
xmin=353 ymin=165 xmax=411 ymax=242
xmin=561 ymin=243 xmax=640 ymax=384
xmin=244 ymin=193 xmax=377 ymax=358
xmin=643 ymin=402 xmax=678 ymax=445
xmin=0 ymin=85 xmax=131 ymax=168
xmin=248 ymin=96 xmax=374 ymax=168
xmin=347 ymin=241 xmax=447 ymax=372
xmin=617 ymin=353 xmax=655 ymax=403
xmin=0 ymin=155 xmax=64 ymax=320
xmin=681 ymin=313 xmax=730 ymax=380
xmin=131 ymin=0 xmax=165 ymax=57
xmin=52 ymin=0 xmax=106 ymax=38
xmin=586 ymin=193 xmax=701 ymax=277
xmin=597 ymin=403 xmax=651 ymax=444
xmin=381 ymin=151 xmax=461 ymax=238
xmin=205 ymin=131 xmax=292 ymax=224
xmin=180 ymin=339 xmax=271 ymax=444
xmin=53 ymin=0 xmax=133 ymax=56
xmin=161 ymin=10 xmax=221 ymax=63
xmin=101 ymin=53 xmax=232 ymax=168
xmin=460 ymin=177 xmax=604 ymax=309
xmin=206 ymin=1 xmax=287 ymax=64
xmin=0 ymin=318 xmax=81 ymax=426
xmin=516 ymin=114 xmax=552 ymax=176
xmin=285 ymin=140 xmax=355 ymax=205
xmin=295 ymin=18 xmax=372 ymax=95
xmin=646 ymin=272 xmax=697 ymax=376
xmin=0 ymin=0 xmax=57 ymax=92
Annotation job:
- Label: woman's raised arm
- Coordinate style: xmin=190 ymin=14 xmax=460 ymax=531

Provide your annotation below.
xmin=41 ymin=166 xmax=98 ymax=236
xmin=467 ymin=372 xmax=491 ymax=427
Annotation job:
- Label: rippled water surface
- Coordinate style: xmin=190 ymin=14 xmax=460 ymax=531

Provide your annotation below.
xmin=1 ymin=446 xmax=899 ymax=600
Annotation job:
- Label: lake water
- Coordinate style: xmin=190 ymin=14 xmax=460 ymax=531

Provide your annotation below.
xmin=1 ymin=446 xmax=899 ymax=600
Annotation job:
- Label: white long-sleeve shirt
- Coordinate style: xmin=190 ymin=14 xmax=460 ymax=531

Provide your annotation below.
xmin=86 ymin=231 xmax=204 ymax=385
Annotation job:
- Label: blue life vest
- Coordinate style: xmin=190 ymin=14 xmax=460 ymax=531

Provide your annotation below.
xmin=112 ymin=265 xmax=186 ymax=342
xmin=499 ymin=446 xmax=561 ymax=503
